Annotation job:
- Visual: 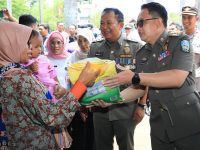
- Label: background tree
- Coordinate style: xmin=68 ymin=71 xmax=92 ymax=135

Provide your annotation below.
xmin=90 ymin=10 xmax=101 ymax=28
xmin=0 ymin=0 xmax=65 ymax=30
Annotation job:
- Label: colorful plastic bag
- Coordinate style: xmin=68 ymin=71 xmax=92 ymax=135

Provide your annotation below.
xmin=68 ymin=58 xmax=123 ymax=105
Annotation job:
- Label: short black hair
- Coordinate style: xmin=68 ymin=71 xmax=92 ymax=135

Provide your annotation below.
xmin=141 ymin=2 xmax=168 ymax=27
xmin=40 ymin=23 xmax=50 ymax=32
xmin=19 ymin=14 xmax=37 ymax=26
xmin=102 ymin=8 xmax=124 ymax=23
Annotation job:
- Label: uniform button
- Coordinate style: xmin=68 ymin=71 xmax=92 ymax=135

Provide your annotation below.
xmin=155 ymin=90 xmax=159 ymax=93
xmin=186 ymin=102 xmax=190 ymax=105
xmin=160 ymin=108 xmax=164 ymax=111
xmin=153 ymin=54 xmax=156 ymax=57
xmin=162 ymin=62 xmax=165 ymax=66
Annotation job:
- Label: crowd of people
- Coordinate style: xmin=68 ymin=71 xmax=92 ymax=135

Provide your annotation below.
xmin=0 ymin=2 xmax=200 ymax=150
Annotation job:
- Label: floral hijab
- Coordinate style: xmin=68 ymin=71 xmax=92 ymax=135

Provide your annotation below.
xmin=0 ymin=22 xmax=32 ymax=66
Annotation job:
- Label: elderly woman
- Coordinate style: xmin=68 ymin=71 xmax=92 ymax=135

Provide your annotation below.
xmin=0 ymin=22 xmax=99 ymax=149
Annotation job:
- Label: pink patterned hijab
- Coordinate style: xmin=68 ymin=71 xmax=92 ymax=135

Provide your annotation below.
xmin=0 ymin=22 xmax=32 ymax=66
xmin=46 ymin=31 xmax=68 ymax=59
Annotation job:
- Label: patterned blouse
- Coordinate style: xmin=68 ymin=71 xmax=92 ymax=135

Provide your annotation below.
xmin=0 ymin=69 xmax=80 ymax=149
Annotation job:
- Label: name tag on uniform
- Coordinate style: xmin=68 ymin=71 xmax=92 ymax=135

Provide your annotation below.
xmin=95 ymin=52 xmax=103 ymax=57
xmin=158 ymin=50 xmax=170 ymax=61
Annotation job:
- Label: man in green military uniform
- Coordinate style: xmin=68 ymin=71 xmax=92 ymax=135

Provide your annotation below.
xmin=104 ymin=2 xmax=200 ymax=150
xmin=88 ymin=8 xmax=143 ymax=150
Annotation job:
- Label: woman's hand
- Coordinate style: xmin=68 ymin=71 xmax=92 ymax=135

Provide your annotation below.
xmin=29 ymin=62 xmax=39 ymax=73
xmin=78 ymin=62 xmax=100 ymax=86
xmin=103 ymin=70 xmax=134 ymax=88
xmin=53 ymin=85 xmax=68 ymax=99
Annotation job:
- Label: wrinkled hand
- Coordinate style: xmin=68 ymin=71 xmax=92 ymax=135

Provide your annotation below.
xmin=53 ymin=85 xmax=68 ymax=99
xmin=134 ymin=106 xmax=145 ymax=125
xmin=91 ymin=100 xmax=113 ymax=108
xmin=80 ymin=106 xmax=88 ymax=122
xmin=103 ymin=70 xmax=134 ymax=88
xmin=29 ymin=62 xmax=39 ymax=73
xmin=78 ymin=62 xmax=100 ymax=86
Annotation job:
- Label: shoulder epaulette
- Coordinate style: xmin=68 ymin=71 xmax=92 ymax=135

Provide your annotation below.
xmin=92 ymin=38 xmax=104 ymax=43
xmin=168 ymin=32 xmax=182 ymax=37
xmin=124 ymin=39 xmax=140 ymax=43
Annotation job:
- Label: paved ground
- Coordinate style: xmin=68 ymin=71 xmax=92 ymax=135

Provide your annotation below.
xmin=114 ymin=115 xmax=152 ymax=150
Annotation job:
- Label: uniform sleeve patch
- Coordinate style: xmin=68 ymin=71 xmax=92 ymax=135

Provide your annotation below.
xmin=181 ymin=40 xmax=190 ymax=53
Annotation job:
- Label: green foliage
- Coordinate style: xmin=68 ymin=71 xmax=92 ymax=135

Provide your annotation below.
xmin=0 ymin=0 xmax=65 ymax=31
xmin=169 ymin=12 xmax=181 ymax=24
xmin=90 ymin=10 xmax=101 ymax=28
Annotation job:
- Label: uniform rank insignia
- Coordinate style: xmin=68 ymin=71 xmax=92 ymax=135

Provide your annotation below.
xmin=115 ymin=42 xmax=136 ymax=70
xmin=158 ymin=50 xmax=170 ymax=61
xmin=181 ymin=40 xmax=190 ymax=53
xmin=95 ymin=52 xmax=103 ymax=57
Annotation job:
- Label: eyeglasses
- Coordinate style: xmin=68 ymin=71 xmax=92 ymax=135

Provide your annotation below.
xmin=136 ymin=18 xmax=158 ymax=28
xmin=51 ymin=41 xmax=63 ymax=46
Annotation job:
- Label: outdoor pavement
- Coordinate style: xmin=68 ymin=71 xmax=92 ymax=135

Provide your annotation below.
xmin=114 ymin=115 xmax=152 ymax=150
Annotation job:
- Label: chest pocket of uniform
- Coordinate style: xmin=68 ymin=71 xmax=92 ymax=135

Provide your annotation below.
xmin=156 ymin=54 xmax=172 ymax=71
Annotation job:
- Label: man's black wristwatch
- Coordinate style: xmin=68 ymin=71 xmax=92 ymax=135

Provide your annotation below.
xmin=132 ymin=73 xmax=140 ymax=85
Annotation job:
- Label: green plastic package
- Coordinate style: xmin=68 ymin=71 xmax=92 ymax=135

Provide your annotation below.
xmin=68 ymin=58 xmax=123 ymax=105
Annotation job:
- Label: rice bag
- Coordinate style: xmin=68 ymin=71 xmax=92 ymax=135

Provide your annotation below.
xmin=68 ymin=58 xmax=123 ymax=105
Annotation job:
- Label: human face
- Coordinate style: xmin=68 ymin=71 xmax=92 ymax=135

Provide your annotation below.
xmin=39 ymin=26 xmax=48 ymax=37
xmin=78 ymin=35 xmax=90 ymax=52
xmin=20 ymin=48 xmax=32 ymax=64
xmin=168 ymin=24 xmax=177 ymax=33
xmin=29 ymin=36 xmax=42 ymax=58
xmin=137 ymin=9 xmax=159 ymax=44
xmin=100 ymin=11 xmax=123 ymax=42
xmin=69 ymin=25 xmax=76 ymax=36
xmin=57 ymin=23 xmax=65 ymax=32
xmin=31 ymin=23 xmax=38 ymax=30
xmin=182 ymin=14 xmax=198 ymax=34
xmin=50 ymin=38 xmax=64 ymax=55
xmin=125 ymin=28 xmax=132 ymax=35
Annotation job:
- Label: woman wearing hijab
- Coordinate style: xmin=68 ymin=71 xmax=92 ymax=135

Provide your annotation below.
xmin=46 ymin=31 xmax=71 ymax=89
xmin=66 ymin=28 xmax=94 ymax=64
xmin=0 ymin=22 xmax=99 ymax=150
xmin=66 ymin=28 xmax=95 ymax=150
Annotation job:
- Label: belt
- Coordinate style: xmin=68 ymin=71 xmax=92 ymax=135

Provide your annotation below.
xmin=91 ymin=107 xmax=108 ymax=113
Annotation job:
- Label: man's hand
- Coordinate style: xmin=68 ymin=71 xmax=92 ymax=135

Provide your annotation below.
xmin=103 ymin=70 xmax=134 ymax=88
xmin=133 ymin=106 xmax=145 ymax=125
xmin=2 ymin=8 xmax=18 ymax=22
xmin=91 ymin=100 xmax=113 ymax=108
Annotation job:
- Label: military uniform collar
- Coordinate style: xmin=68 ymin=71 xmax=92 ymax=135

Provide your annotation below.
xmin=156 ymin=30 xmax=168 ymax=46
xmin=105 ymin=33 xmax=123 ymax=47
xmin=184 ymin=28 xmax=200 ymax=40
xmin=144 ymin=30 xmax=168 ymax=51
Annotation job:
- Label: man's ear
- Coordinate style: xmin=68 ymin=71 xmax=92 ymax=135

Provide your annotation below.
xmin=196 ymin=16 xmax=199 ymax=21
xmin=119 ymin=22 xmax=124 ymax=30
xmin=156 ymin=18 xmax=163 ymax=28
